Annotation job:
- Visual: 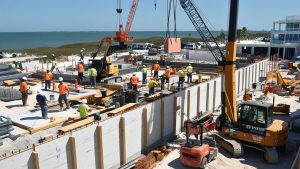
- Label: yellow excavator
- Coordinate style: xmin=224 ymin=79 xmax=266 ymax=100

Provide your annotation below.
xmin=180 ymin=0 xmax=288 ymax=163
xmin=90 ymin=37 xmax=119 ymax=81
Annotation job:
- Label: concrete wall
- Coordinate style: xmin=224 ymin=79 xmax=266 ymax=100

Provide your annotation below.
xmin=0 ymin=59 xmax=273 ymax=169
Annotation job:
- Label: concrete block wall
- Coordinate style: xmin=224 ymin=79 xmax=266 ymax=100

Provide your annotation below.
xmin=0 ymin=59 xmax=273 ymax=169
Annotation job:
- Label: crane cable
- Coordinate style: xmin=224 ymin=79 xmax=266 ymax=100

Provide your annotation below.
xmin=166 ymin=0 xmax=178 ymax=38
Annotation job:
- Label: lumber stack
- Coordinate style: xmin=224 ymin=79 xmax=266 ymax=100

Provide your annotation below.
xmin=58 ymin=118 xmax=94 ymax=134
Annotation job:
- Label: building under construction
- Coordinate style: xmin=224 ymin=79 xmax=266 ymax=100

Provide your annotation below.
xmin=1 ymin=0 xmax=300 ymax=169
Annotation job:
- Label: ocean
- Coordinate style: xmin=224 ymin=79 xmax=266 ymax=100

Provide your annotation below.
xmin=0 ymin=31 xmax=206 ymax=50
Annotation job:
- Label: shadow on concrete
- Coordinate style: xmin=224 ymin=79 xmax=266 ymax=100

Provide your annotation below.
xmin=20 ymin=116 xmax=43 ymax=120
xmin=5 ymin=104 xmax=24 ymax=108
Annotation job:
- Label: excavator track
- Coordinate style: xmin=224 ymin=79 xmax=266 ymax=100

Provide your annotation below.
xmin=213 ymin=133 xmax=243 ymax=158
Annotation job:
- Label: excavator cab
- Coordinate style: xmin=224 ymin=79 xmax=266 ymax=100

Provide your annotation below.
xmin=237 ymin=102 xmax=273 ymax=135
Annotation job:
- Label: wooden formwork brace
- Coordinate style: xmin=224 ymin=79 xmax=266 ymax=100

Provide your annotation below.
xmin=142 ymin=108 xmax=148 ymax=153
xmin=245 ymin=68 xmax=248 ymax=89
xmin=255 ymin=64 xmax=257 ymax=83
xmin=212 ymin=80 xmax=217 ymax=112
xmin=119 ymin=117 xmax=126 ymax=165
xmin=160 ymin=100 xmax=165 ymax=141
xmin=206 ymin=83 xmax=210 ymax=112
xmin=32 ymin=152 xmax=40 ymax=169
xmin=173 ymin=96 xmax=177 ymax=136
xmin=251 ymin=65 xmax=254 ymax=85
xmin=97 ymin=126 xmax=104 ymax=169
xmin=238 ymin=71 xmax=241 ymax=93
xmin=187 ymin=90 xmax=191 ymax=119
xmin=197 ymin=86 xmax=200 ymax=116
xmin=69 ymin=137 xmax=78 ymax=169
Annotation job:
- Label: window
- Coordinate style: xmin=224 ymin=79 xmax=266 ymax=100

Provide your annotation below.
xmin=293 ymin=34 xmax=298 ymax=41
xmin=239 ymin=105 xmax=267 ymax=127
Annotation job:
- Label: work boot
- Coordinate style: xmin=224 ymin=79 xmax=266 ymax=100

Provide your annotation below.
xmin=59 ymin=108 xmax=64 ymax=112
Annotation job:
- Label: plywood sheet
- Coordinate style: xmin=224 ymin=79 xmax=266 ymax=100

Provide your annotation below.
xmin=36 ymin=136 xmax=71 ymax=169
xmin=123 ymin=107 xmax=143 ymax=160
xmin=0 ymin=150 xmax=33 ymax=169
xmin=101 ymin=117 xmax=121 ymax=169
xmin=73 ymin=125 xmax=98 ymax=169
xmin=146 ymin=100 xmax=161 ymax=146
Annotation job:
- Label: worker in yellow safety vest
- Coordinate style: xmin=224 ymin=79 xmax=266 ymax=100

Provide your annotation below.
xmin=141 ymin=65 xmax=148 ymax=84
xmin=148 ymin=77 xmax=158 ymax=96
xmin=178 ymin=68 xmax=185 ymax=88
xmin=186 ymin=64 xmax=193 ymax=83
xmin=87 ymin=66 xmax=97 ymax=88
xmin=77 ymin=99 xmax=91 ymax=119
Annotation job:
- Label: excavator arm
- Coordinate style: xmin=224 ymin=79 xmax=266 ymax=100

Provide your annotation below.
xmin=92 ymin=37 xmax=113 ymax=59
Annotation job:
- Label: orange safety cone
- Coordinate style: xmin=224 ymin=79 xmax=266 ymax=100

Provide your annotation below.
xmin=52 ymin=80 xmax=56 ymax=91
xmin=74 ymin=79 xmax=78 ymax=90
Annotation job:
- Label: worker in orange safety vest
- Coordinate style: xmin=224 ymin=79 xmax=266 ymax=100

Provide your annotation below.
xmin=19 ymin=77 xmax=29 ymax=106
xmin=58 ymin=77 xmax=70 ymax=111
xmin=44 ymin=68 xmax=53 ymax=91
xmin=152 ymin=62 xmax=160 ymax=79
xmin=77 ymin=61 xmax=85 ymax=84
xmin=130 ymin=73 xmax=140 ymax=91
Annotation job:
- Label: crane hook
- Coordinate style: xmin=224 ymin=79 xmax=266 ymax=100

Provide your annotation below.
xmin=154 ymin=0 xmax=157 ymax=10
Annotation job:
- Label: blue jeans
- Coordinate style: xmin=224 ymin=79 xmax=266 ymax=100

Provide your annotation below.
xmin=45 ymin=80 xmax=51 ymax=90
xmin=142 ymin=73 xmax=147 ymax=84
xmin=187 ymin=73 xmax=192 ymax=83
xmin=178 ymin=77 xmax=185 ymax=88
xmin=149 ymin=87 xmax=155 ymax=95
xmin=41 ymin=105 xmax=48 ymax=118
xmin=58 ymin=94 xmax=70 ymax=109
xmin=89 ymin=76 xmax=96 ymax=86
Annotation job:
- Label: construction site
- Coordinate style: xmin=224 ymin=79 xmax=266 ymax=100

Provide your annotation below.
xmin=1 ymin=0 xmax=300 ymax=169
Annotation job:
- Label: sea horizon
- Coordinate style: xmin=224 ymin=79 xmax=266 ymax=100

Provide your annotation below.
xmin=0 ymin=30 xmax=269 ymax=50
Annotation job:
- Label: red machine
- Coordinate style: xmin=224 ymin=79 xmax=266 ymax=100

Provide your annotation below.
xmin=114 ymin=0 xmax=139 ymax=47
xmin=180 ymin=114 xmax=218 ymax=169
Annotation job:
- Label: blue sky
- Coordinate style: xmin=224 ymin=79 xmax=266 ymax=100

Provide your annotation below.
xmin=1 ymin=0 xmax=299 ymax=32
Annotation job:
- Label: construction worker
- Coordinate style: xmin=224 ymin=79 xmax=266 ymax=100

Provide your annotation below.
xmin=160 ymin=73 xmax=166 ymax=90
xmin=165 ymin=66 xmax=172 ymax=83
xmin=178 ymin=69 xmax=185 ymax=88
xmin=77 ymin=61 xmax=85 ymax=84
xmin=80 ymin=48 xmax=85 ymax=61
xmin=130 ymin=73 xmax=139 ymax=91
xmin=51 ymin=55 xmax=57 ymax=72
xmin=19 ymin=77 xmax=29 ymax=106
xmin=141 ymin=65 xmax=148 ymax=84
xmin=186 ymin=64 xmax=193 ymax=83
xmin=58 ymin=77 xmax=70 ymax=111
xmin=44 ymin=68 xmax=53 ymax=91
xmin=87 ymin=66 xmax=97 ymax=88
xmin=77 ymin=99 xmax=91 ymax=119
xmin=36 ymin=90 xmax=48 ymax=119
xmin=148 ymin=77 xmax=158 ymax=96
xmin=152 ymin=62 xmax=160 ymax=78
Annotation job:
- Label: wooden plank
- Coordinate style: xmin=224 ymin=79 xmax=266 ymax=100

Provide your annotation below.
xmin=58 ymin=118 xmax=94 ymax=134
xmin=107 ymin=103 xmax=136 ymax=117
xmin=69 ymin=137 xmax=78 ymax=169
xmin=187 ymin=90 xmax=190 ymax=120
xmin=119 ymin=117 xmax=126 ymax=165
xmin=161 ymin=100 xmax=165 ymax=141
xmin=32 ymin=152 xmax=40 ymax=169
xmin=97 ymin=126 xmax=104 ymax=169
xmin=142 ymin=108 xmax=148 ymax=153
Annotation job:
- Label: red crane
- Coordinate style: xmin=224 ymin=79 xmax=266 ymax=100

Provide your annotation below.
xmin=114 ymin=0 xmax=140 ymax=46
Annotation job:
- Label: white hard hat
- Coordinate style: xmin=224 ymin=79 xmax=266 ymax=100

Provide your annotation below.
xmin=133 ymin=73 xmax=136 ymax=76
xmin=80 ymin=49 xmax=83 ymax=52
xmin=47 ymin=68 xmax=50 ymax=71
xmin=189 ymin=64 xmax=191 ymax=66
xmin=22 ymin=77 xmax=27 ymax=81
xmin=58 ymin=77 xmax=63 ymax=81
xmin=52 ymin=54 xmax=55 ymax=56
xmin=82 ymin=99 xmax=87 ymax=104
xmin=166 ymin=66 xmax=170 ymax=68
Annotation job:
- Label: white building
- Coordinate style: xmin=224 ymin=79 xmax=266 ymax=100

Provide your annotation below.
xmin=237 ymin=16 xmax=300 ymax=60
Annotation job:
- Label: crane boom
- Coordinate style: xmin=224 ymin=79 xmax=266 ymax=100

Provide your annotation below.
xmin=180 ymin=0 xmax=225 ymax=66
xmin=180 ymin=0 xmax=237 ymax=122
xmin=125 ymin=0 xmax=139 ymax=36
